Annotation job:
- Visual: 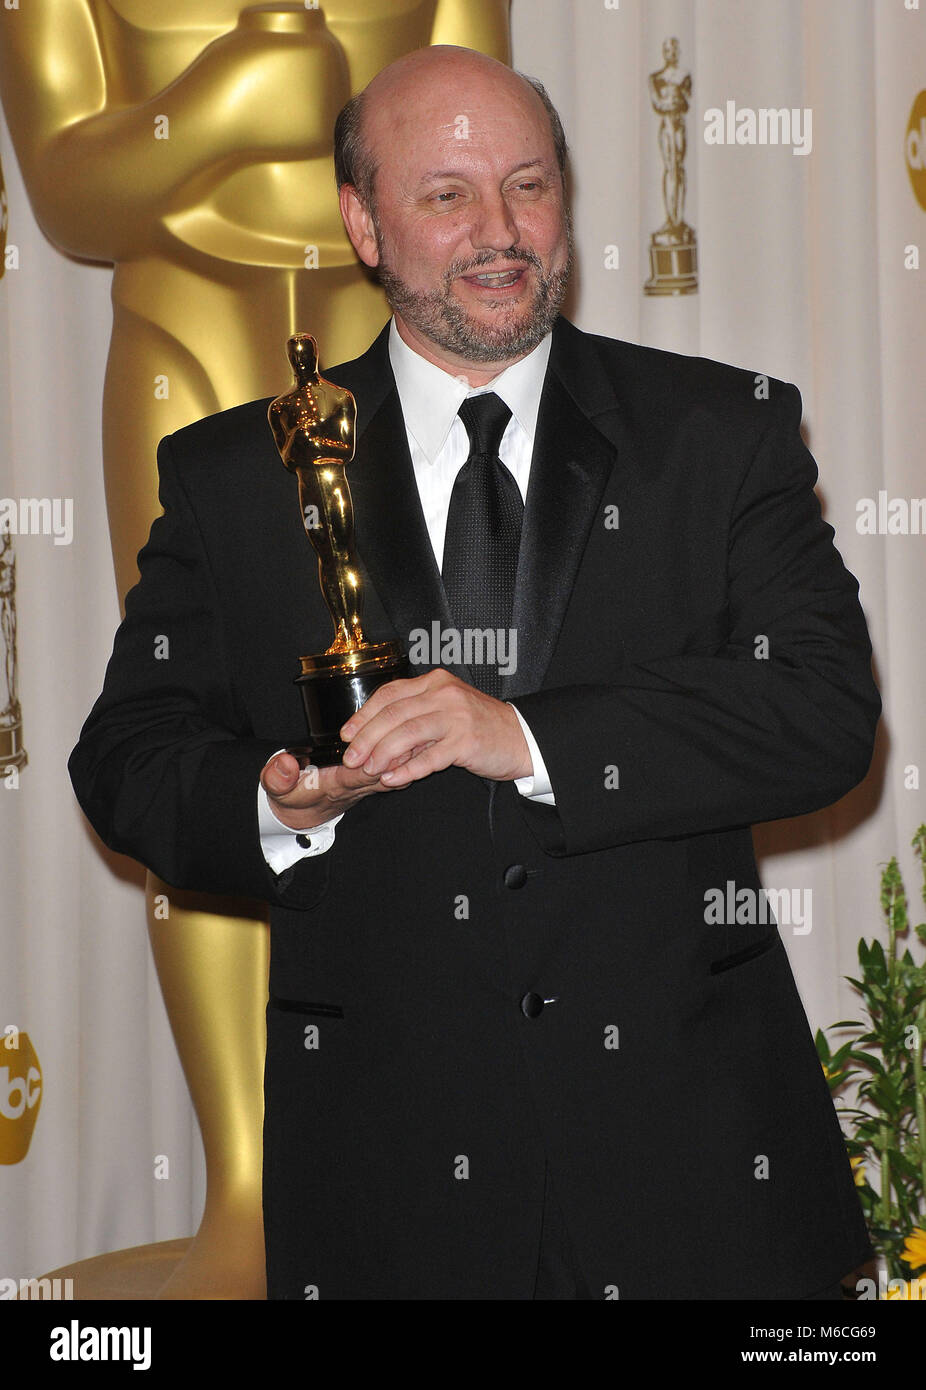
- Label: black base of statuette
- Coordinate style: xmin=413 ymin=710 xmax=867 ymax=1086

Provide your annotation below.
xmin=291 ymin=645 xmax=408 ymax=767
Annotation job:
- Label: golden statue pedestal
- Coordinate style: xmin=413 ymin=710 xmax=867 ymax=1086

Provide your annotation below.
xmin=0 ymin=722 xmax=27 ymax=770
xmin=38 ymin=1226 xmax=268 ymax=1300
xmin=39 ymin=1240 xmax=193 ymax=1302
xmin=644 ymin=237 xmax=699 ymax=296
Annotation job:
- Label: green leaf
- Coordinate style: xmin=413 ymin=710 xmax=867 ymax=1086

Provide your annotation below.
xmin=849 ymin=1050 xmax=885 ymax=1075
xmin=888 ymin=1150 xmax=920 ymax=1182
xmin=870 ymin=1076 xmax=902 ymax=1111
xmin=868 ymin=940 xmax=888 ymax=984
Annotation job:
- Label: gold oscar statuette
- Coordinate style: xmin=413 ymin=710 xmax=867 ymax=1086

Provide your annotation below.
xmin=0 ymin=525 xmax=27 ymax=773
xmin=269 ymin=334 xmax=407 ymax=764
xmin=645 ymin=36 xmax=698 ymax=296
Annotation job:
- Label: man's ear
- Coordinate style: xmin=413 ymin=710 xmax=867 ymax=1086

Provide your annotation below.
xmin=339 ymin=184 xmax=380 ymax=268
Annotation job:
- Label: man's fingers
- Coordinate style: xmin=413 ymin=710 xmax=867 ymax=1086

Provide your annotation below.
xmin=340 ymin=670 xmax=450 ymax=740
xmin=260 ymin=750 xmax=302 ymax=796
xmin=354 ymin=712 xmax=449 ymax=777
xmin=261 ymin=752 xmax=376 ymax=808
xmin=342 ymin=689 xmax=452 ymax=768
xmin=327 ymin=762 xmax=392 ymax=793
xmin=380 ymin=742 xmax=443 ymax=787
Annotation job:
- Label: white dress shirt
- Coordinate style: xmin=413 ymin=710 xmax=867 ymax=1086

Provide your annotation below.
xmin=258 ymin=318 xmax=556 ymax=874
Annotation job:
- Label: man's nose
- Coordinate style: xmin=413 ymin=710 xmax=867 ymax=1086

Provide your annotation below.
xmin=469 ymin=192 xmax=519 ymax=252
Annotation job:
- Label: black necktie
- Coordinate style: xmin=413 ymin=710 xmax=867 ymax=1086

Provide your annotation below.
xmin=441 ymin=392 xmax=522 ymax=697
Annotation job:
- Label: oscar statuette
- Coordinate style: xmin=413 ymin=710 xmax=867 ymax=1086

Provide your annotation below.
xmin=644 ymin=37 xmax=698 ymax=296
xmin=269 ymin=333 xmax=408 ymax=766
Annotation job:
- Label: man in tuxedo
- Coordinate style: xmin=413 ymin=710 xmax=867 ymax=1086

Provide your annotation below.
xmin=69 ymin=46 xmax=881 ymax=1300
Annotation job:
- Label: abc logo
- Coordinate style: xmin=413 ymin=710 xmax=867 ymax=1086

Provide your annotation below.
xmin=0 ymin=1031 xmax=42 ymax=1164
xmin=906 ymin=90 xmax=926 ymax=211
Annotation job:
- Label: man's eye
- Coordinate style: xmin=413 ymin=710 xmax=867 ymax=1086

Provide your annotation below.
xmin=433 ymin=191 xmax=461 ymax=203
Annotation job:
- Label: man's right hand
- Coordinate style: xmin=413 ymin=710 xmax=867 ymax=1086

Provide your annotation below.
xmin=260 ymin=749 xmax=404 ymax=831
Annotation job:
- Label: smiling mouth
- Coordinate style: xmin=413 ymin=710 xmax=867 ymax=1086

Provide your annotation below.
xmin=460 ymin=268 xmax=525 ymax=288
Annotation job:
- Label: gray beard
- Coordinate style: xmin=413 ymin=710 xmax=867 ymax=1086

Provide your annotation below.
xmin=374 ymin=229 xmax=574 ymax=365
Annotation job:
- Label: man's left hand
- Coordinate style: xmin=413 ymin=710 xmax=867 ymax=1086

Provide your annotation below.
xmin=340 ymin=669 xmax=532 ymax=786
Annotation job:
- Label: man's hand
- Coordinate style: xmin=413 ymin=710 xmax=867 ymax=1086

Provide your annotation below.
xmin=340 ymin=669 xmax=532 ymax=787
xmin=261 ymin=670 xmax=533 ymax=829
xmin=261 ymin=753 xmax=398 ymax=831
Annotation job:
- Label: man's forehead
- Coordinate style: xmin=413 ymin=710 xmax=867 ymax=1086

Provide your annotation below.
xmin=365 ymin=95 xmax=552 ymax=172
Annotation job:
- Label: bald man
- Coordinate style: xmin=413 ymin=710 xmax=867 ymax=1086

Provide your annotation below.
xmin=71 ymin=47 xmax=880 ymax=1300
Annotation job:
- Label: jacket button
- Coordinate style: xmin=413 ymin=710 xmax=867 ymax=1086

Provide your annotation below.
xmin=504 ymin=864 xmax=528 ymax=889
xmin=520 ymin=992 xmax=544 ymax=1019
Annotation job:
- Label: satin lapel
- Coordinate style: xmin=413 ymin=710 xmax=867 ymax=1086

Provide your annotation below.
xmin=328 ymin=330 xmax=466 ymax=679
xmin=507 ymin=321 xmax=624 ymax=698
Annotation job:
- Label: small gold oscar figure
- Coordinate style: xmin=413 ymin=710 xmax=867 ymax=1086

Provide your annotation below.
xmin=0 ymin=160 xmax=25 ymax=774
xmin=0 ymin=525 xmax=27 ymax=773
xmin=644 ymin=37 xmax=698 ymax=296
xmin=269 ymin=334 xmax=407 ymax=765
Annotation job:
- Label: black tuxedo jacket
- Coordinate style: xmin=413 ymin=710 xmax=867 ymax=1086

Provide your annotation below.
xmin=69 ymin=316 xmax=881 ymax=1299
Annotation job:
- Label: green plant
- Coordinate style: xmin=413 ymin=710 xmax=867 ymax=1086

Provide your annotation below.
xmin=815 ymin=824 xmax=926 ymax=1283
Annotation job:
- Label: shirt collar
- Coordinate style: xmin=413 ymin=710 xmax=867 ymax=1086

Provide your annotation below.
xmin=388 ymin=317 xmax=552 ymax=464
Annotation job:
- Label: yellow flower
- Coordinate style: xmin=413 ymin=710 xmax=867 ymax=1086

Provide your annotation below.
xmin=901 ymin=1227 xmax=926 ymax=1273
xmin=884 ymin=1278 xmax=926 ymax=1300
xmin=849 ymin=1155 xmax=865 ymax=1188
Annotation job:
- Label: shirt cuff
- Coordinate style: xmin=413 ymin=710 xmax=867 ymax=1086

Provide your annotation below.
xmin=257 ymin=758 xmax=344 ymax=873
xmin=508 ymin=705 xmax=556 ymax=806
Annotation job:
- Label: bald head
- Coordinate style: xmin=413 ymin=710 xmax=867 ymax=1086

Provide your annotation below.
xmin=334 ymin=46 xmax=567 ymax=211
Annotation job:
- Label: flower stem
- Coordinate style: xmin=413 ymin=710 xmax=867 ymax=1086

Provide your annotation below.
xmin=913 ymin=1001 xmax=926 ymax=1208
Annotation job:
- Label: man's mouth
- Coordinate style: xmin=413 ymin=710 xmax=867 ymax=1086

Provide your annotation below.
xmin=460 ymin=268 xmax=525 ymax=289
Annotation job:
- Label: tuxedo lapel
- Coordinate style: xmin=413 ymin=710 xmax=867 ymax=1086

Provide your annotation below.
xmin=507 ymin=319 xmax=624 ymax=698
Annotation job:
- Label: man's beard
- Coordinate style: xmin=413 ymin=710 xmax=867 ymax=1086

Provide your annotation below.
xmin=373 ymin=215 xmax=574 ymax=364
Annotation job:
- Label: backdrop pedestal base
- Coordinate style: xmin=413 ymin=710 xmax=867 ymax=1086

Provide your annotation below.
xmin=37 ymin=1225 xmax=267 ymax=1299
xmin=35 ymin=1239 xmax=193 ymax=1300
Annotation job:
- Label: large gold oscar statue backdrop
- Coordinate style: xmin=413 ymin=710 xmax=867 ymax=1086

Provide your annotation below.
xmin=0 ymin=0 xmax=509 ymax=1298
